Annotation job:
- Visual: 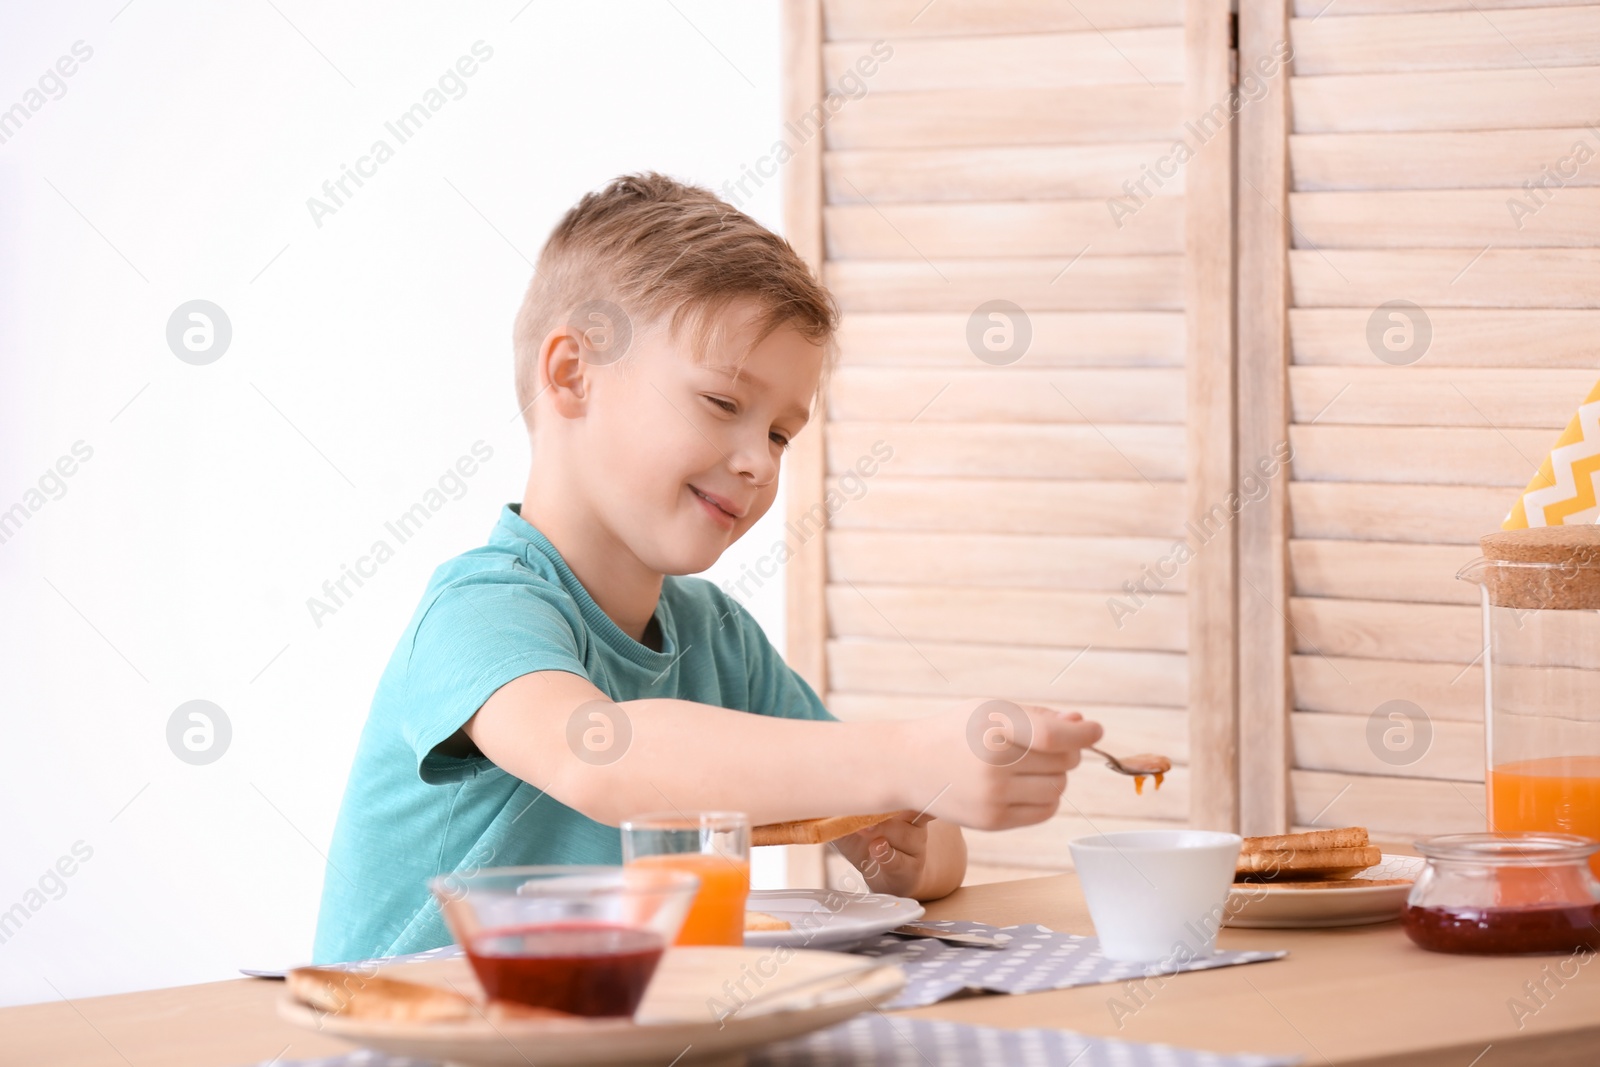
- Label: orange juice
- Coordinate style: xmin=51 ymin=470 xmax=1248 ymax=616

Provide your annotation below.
xmin=1489 ymin=755 xmax=1600 ymax=879
xmin=628 ymin=853 xmax=750 ymax=946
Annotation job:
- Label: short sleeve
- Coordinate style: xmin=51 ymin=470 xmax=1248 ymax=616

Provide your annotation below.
xmin=724 ymin=597 xmax=837 ymax=723
xmin=398 ymin=571 xmax=590 ymax=783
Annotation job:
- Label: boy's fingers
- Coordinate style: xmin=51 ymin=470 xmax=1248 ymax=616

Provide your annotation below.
xmin=858 ymin=815 xmax=927 ymax=858
xmin=998 ymin=801 xmax=1063 ymax=828
xmin=855 ymin=810 xmax=917 ymax=834
xmin=1009 ymin=747 xmax=1073 ymax=775
xmin=1024 ymin=710 xmax=1103 ymax=754
xmin=1019 ymin=702 xmax=1082 ymax=722
xmin=1004 ymin=774 xmax=1071 ymax=807
xmin=850 ymin=812 xmax=918 ymax=841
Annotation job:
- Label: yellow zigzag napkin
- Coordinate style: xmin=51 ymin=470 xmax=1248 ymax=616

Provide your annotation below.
xmin=1504 ymin=378 xmax=1600 ymax=529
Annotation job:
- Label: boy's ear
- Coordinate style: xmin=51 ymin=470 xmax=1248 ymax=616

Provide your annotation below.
xmin=540 ymin=327 xmax=589 ymax=417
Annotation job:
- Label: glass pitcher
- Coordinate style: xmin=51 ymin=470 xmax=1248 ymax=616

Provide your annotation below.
xmin=1459 ymin=528 xmax=1600 ymax=878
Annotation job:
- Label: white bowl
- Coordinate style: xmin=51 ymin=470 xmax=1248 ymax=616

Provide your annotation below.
xmin=1068 ymin=829 xmax=1243 ymax=963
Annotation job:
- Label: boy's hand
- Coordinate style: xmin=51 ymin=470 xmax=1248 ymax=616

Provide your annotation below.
xmin=830 ymin=812 xmax=964 ymax=900
xmin=896 ymin=699 xmax=1103 ymax=831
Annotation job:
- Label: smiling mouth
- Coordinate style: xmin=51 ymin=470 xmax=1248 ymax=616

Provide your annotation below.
xmin=690 ymin=485 xmax=739 ymax=520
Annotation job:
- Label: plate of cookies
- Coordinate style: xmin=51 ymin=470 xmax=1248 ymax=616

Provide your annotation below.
xmin=1224 ymin=826 xmax=1422 ymax=929
xmin=743 ymin=888 xmax=925 ymax=951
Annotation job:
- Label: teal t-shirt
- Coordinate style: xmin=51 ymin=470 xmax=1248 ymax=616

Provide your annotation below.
xmin=312 ymin=504 xmax=835 ymax=963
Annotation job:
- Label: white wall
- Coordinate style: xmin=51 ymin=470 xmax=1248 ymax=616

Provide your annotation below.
xmin=0 ymin=0 xmax=794 ymax=1005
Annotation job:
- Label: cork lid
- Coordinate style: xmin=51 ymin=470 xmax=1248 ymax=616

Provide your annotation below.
xmin=1482 ymin=524 xmax=1600 ymax=564
xmin=1478 ymin=526 xmax=1600 ymax=608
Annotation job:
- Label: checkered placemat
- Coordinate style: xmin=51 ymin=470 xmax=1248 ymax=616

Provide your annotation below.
xmin=851 ymin=920 xmax=1287 ymax=1010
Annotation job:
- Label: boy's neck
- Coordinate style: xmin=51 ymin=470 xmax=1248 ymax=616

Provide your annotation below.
xmin=518 ymin=482 xmax=664 ymax=647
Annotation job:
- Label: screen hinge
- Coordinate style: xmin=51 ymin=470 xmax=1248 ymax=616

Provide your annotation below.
xmin=1228 ymin=12 xmax=1240 ymax=86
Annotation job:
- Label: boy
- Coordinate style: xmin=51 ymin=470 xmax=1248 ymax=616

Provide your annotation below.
xmin=313 ymin=174 xmax=1102 ymax=963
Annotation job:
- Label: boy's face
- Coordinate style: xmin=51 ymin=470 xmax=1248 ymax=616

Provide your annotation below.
xmin=575 ymin=299 xmax=825 ymax=576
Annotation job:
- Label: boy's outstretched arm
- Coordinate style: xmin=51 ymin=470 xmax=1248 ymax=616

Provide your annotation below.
xmin=463 ymin=668 xmax=1101 ymax=838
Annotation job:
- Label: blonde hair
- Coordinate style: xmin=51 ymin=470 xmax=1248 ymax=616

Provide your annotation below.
xmin=512 ymin=173 xmax=837 ymax=423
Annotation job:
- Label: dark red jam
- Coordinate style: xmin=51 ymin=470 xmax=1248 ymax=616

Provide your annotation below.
xmin=1403 ymin=903 xmax=1600 ymax=955
xmin=465 ymin=923 xmax=665 ymax=1016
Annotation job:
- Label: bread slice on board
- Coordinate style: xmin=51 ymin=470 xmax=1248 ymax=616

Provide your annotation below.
xmin=751 ymin=812 xmax=899 ymax=847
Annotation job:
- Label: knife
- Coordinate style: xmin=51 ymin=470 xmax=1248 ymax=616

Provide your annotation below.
xmin=888 ymin=923 xmax=1006 ymax=948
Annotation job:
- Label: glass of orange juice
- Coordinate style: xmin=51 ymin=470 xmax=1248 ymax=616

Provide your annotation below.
xmin=621 ymin=812 xmax=750 ymax=946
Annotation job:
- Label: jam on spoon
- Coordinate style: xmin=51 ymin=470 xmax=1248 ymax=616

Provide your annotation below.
xmin=1086 ymin=747 xmax=1173 ymax=793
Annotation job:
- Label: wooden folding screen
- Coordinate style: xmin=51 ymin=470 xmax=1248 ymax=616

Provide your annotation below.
xmin=1239 ymin=0 xmax=1600 ymax=837
xmin=782 ymin=0 xmax=1600 ymax=862
xmin=781 ymin=0 xmax=1236 ymax=872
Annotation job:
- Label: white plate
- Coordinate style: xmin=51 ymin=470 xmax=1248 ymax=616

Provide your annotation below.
xmin=280 ymin=947 xmax=904 ymax=1067
xmin=743 ymin=888 xmax=924 ymax=950
xmin=1224 ymin=854 xmax=1424 ymax=929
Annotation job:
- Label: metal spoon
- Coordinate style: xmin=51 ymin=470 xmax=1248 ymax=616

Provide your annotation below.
xmin=889 ymin=923 xmax=1006 ymax=948
xmin=1086 ymin=747 xmax=1172 ymax=778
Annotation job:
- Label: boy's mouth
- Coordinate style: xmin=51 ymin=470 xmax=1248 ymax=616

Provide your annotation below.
xmin=689 ymin=484 xmax=742 ymax=525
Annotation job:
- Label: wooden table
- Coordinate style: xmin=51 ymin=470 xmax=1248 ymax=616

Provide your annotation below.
xmin=6 ymin=872 xmax=1599 ymax=1066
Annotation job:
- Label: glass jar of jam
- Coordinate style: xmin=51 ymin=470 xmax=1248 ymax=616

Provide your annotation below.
xmin=1403 ymin=833 xmax=1600 ymax=955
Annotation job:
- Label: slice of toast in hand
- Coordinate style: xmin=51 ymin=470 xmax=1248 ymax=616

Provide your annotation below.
xmin=750 ymin=812 xmax=901 ymax=847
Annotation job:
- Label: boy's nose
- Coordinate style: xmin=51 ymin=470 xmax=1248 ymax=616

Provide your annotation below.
xmin=733 ymin=437 xmax=779 ymax=488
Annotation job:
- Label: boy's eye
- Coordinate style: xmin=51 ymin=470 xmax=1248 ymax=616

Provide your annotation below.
xmin=704 ymin=395 xmax=737 ymax=414
xmin=770 ymin=432 xmax=791 ymax=450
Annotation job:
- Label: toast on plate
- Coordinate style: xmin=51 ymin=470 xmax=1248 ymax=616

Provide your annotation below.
xmin=1242 ymin=826 xmax=1370 ymax=852
xmin=1234 ymin=826 xmax=1387 ymax=883
xmin=288 ymin=967 xmax=569 ymax=1022
xmin=1235 ymin=845 xmax=1384 ymax=879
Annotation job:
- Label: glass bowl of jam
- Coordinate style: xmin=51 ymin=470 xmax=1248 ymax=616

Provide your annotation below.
xmin=1403 ymin=833 xmax=1600 ymax=955
xmin=431 ymin=865 xmax=700 ymax=1016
